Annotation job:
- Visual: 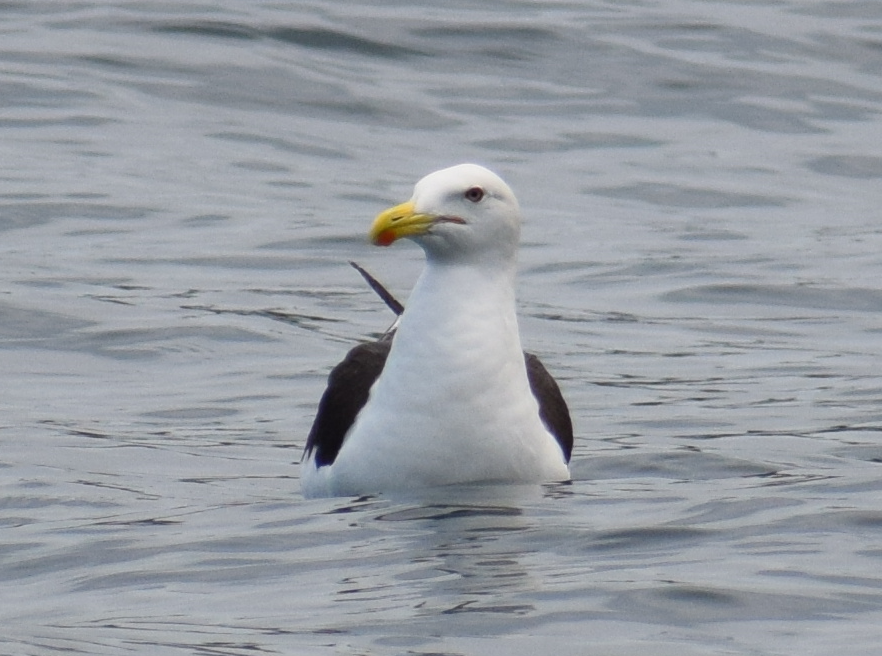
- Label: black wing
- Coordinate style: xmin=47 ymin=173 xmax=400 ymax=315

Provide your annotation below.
xmin=303 ymin=339 xmax=391 ymax=467
xmin=525 ymin=352 xmax=574 ymax=463
xmin=349 ymin=261 xmax=404 ymax=316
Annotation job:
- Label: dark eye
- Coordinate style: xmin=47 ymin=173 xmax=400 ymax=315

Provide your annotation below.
xmin=464 ymin=186 xmax=484 ymax=203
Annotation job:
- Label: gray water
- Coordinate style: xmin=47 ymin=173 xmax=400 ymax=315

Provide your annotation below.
xmin=3 ymin=1 xmax=882 ymax=654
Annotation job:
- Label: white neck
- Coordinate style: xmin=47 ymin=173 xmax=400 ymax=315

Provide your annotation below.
xmin=392 ymin=259 xmax=523 ymax=373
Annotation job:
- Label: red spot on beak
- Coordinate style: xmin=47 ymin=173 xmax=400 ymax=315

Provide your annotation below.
xmin=375 ymin=229 xmax=396 ymax=247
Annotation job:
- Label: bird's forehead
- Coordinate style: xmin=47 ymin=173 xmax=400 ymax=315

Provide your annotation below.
xmin=413 ymin=164 xmax=508 ymax=202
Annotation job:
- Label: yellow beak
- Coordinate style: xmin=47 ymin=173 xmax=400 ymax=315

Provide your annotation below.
xmin=369 ymin=200 xmax=435 ymax=247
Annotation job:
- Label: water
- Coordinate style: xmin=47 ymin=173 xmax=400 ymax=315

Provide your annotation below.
xmin=2 ymin=0 xmax=882 ymax=654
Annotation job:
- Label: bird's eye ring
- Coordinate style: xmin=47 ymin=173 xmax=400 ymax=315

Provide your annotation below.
xmin=464 ymin=187 xmax=484 ymax=203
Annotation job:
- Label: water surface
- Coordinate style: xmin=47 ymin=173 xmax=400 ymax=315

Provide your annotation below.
xmin=2 ymin=1 xmax=882 ymax=654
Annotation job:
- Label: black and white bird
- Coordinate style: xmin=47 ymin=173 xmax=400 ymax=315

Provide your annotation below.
xmin=301 ymin=163 xmax=572 ymax=498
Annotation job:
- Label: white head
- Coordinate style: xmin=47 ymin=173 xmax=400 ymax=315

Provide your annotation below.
xmin=370 ymin=163 xmax=522 ymax=265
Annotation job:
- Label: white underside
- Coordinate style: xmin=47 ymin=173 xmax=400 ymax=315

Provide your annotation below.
xmin=301 ymin=261 xmax=570 ymax=499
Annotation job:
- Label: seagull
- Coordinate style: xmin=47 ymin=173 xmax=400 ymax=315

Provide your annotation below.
xmin=301 ymin=163 xmax=572 ymax=498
